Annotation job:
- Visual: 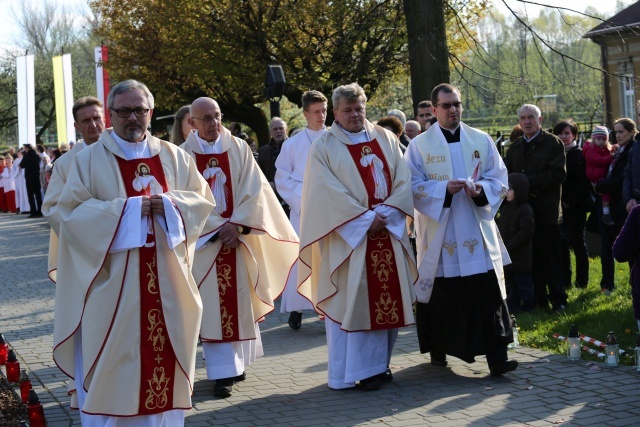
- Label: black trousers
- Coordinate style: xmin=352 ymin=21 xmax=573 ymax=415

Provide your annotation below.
xmin=532 ymin=223 xmax=567 ymax=308
xmin=25 ymin=179 xmax=42 ymax=215
xmin=415 ymin=271 xmax=512 ymax=365
xmin=559 ymin=207 xmax=589 ymax=288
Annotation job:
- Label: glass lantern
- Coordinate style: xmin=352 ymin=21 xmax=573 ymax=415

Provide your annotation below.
xmin=508 ymin=315 xmax=519 ymax=350
xmin=567 ymin=324 xmax=580 ymax=361
xmin=605 ymin=331 xmax=619 ymax=367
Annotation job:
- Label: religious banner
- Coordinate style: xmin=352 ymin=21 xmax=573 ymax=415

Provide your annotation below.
xmin=94 ymin=46 xmax=111 ymax=127
xmin=52 ymin=54 xmax=75 ymax=147
xmin=16 ymin=55 xmax=35 ymax=148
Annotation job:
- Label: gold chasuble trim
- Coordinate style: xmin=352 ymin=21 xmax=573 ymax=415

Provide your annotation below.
xmin=345 ymin=139 xmax=405 ymax=330
xmin=194 ymin=152 xmax=241 ymax=342
xmin=115 ymin=155 xmax=177 ymax=415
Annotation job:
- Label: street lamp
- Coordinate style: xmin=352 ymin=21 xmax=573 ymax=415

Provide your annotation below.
xmin=265 ymin=65 xmax=286 ymax=118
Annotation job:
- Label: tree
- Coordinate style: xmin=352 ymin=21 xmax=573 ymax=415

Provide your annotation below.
xmin=0 ymin=0 xmax=96 ymax=145
xmin=89 ymin=0 xmax=409 ymax=145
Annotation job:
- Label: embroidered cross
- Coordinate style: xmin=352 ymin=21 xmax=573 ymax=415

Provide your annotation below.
xmin=154 ymin=354 xmax=163 ymax=364
xmin=415 ymin=185 xmax=428 ymax=200
xmin=419 ymin=278 xmax=433 ymax=291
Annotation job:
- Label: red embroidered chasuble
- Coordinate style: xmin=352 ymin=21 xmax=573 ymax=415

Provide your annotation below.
xmin=194 ymin=153 xmax=240 ymax=342
xmin=116 ymin=155 xmax=177 ymax=415
xmin=345 ymin=140 xmax=405 ymax=330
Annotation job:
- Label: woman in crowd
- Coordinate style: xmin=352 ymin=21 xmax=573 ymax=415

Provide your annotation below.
xmin=613 ymin=204 xmax=640 ymax=333
xmin=170 ymin=105 xmax=193 ymax=145
xmin=595 ymin=117 xmax=637 ymax=294
xmin=553 ymin=120 xmax=591 ymax=289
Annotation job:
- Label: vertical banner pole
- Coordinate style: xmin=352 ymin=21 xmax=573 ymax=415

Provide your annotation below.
xmin=16 ymin=55 xmax=36 ymax=148
xmin=95 ymin=46 xmax=110 ymax=127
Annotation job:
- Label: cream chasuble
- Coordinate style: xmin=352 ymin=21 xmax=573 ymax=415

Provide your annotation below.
xmin=405 ymin=122 xmax=510 ymax=304
xmin=297 ymin=120 xmax=416 ymax=332
xmin=181 ymin=127 xmax=299 ymax=342
xmin=43 ymin=142 xmax=86 ymax=283
xmin=54 ymin=129 xmax=215 ymax=416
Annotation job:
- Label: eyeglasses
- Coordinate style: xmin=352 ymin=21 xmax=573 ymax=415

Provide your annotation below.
xmin=436 ymin=102 xmax=462 ymax=110
xmin=192 ymin=113 xmax=223 ymax=124
xmin=111 ymin=108 xmax=150 ymax=118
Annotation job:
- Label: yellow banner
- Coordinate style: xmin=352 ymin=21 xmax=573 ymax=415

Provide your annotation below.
xmin=52 ymin=54 xmax=74 ymax=147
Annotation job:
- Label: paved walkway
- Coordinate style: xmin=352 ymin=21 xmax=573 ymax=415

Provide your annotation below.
xmin=1 ymin=213 xmax=639 ymax=426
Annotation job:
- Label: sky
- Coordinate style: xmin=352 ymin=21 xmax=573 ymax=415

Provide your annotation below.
xmin=0 ymin=0 xmax=632 ymax=50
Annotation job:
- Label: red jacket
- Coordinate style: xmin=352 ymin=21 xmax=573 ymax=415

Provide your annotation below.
xmin=583 ymin=143 xmax=612 ymax=182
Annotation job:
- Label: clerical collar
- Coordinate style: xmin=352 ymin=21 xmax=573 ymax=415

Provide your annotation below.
xmin=195 ymin=131 xmax=219 ymax=146
xmin=337 ymin=123 xmax=369 ymax=144
xmin=524 ymin=129 xmax=541 ymax=143
xmin=439 ymin=124 xmax=460 ymax=144
xmin=111 ymin=131 xmax=149 ymax=160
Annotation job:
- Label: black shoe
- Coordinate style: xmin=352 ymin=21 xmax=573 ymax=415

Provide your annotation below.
xmin=358 ymin=376 xmax=380 ymax=391
xmin=374 ymin=367 xmax=393 ymax=382
xmin=214 ymin=377 xmax=235 ymax=398
xmin=489 ymin=360 xmax=518 ymax=376
xmin=234 ymin=371 xmax=246 ymax=382
xmin=288 ymin=311 xmax=302 ymax=330
xmin=28 ymin=214 xmax=37 ymax=218
xmin=430 ymin=352 xmax=448 ymax=367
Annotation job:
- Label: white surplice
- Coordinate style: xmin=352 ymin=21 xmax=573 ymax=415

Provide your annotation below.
xmin=275 ymin=127 xmax=325 ymax=313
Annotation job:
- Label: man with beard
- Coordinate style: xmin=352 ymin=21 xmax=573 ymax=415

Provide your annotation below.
xmin=298 ymin=83 xmax=416 ymax=391
xmin=51 ymin=80 xmax=215 ymax=426
xmin=181 ymin=97 xmax=298 ymax=398
xmin=43 ymin=96 xmax=105 ymax=283
xmin=405 ymin=83 xmax=517 ymax=376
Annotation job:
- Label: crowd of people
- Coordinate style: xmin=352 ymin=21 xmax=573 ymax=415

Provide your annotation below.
xmin=2 ymin=78 xmax=640 ymax=427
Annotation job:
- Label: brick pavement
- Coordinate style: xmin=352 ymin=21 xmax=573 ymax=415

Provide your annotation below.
xmin=1 ymin=212 xmax=639 ymax=426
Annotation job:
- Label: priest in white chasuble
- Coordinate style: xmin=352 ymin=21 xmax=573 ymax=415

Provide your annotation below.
xmin=54 ymin=80 xmax=215 ymax=427
xmin=404 ymin=83 xmax=517 ymax=377
xmin=43 ymin=96 xmax=105 ymax=285
xmin=298 ymin=83 xmax=417 ymax=392
xmin=181 ymin=97 xmax=299 ymax=398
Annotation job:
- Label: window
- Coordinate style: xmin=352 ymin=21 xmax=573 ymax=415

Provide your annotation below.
xmin=621 ymin=74 xmax=636 ymax=118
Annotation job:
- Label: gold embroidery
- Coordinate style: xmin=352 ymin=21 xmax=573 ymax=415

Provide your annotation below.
xmin=147 ymin=253 xmax=158 ymax=294
xmin=220 ymin=306 xmax=234 ymax=339
xmin=443 ymin=241 xmax=457 ymax=256
xmin=464 ymin=238 xmax=479 ymax=254
xmin=415 ymin=185 xmax=428 ymax=200
xmin=147 ymin=309 xmax=167 ymax=352
xmin=144 ymin=367 xmax=170 ymax=410
xmin=371 ymin=248 xmax=395 ymax=284
xmin=374 ymin=292 xmax=399 ymax=325
xmin=500 ymin=186 xmax=508 ymax=199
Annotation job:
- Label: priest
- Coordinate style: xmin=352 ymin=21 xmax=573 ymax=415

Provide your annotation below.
xmin=181 ymin=97 xmax=298 ymax=398
xmin=52 ymin=80 xmax=215 ymax=426
xmin=404 ymin=83 xmax=517 ymax=376
xmin=298 ymin=83 xmax=416 ymax=391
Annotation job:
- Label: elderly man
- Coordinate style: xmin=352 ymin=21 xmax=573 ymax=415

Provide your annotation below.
xmin=51 ymin=80 xmax=215 ymax=426
xmin=405 ymin=120 xmax=421 ymax=140
xmin=298 ymin=83 xmax=416 ymax=391
xmin=43 ymin=96 xmax=105 ymax=283
xmin=275 ymin=90 xmax=328 ymax=330
xmin=504 ymin=104 xmax=567 ymax=311
xmin=416 ymin=100 xmax=434 ymax=131
xmin=405 ymin=83 xmax=516 ymax=376
xmin=181 ymin=97 xmax=298 ymax=398
xmin=258 ymin=117 xmax=288 ymax=211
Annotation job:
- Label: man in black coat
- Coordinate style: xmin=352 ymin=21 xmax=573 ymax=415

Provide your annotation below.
xmin=19 ymin=144 xmax=42 ymax=217
xmin=504 ymin=104 xmax=567 ymax=311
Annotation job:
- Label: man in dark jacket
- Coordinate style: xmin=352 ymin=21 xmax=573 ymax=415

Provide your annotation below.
xmin=19 ymin=144 xmax=42 ymax=217
xmin=497 ymin=173 xmax=534 ymax=312
xmin=504 ymin=104 xmax=567 ymax=311
xmin=258 ymin=117 xmax=289 ymax=216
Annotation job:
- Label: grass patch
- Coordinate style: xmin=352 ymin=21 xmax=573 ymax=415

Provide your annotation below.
xmin=515 ymin=255 xmax=638 ymax=366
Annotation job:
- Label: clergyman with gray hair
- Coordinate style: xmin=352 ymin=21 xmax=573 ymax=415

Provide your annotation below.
xmin=51 ymin=79 xmax=216 ymax=426
xmin=504 ymin=103 xmax=567 ymax=311
xmin=297 ymin=83 xmax=417 ymax=392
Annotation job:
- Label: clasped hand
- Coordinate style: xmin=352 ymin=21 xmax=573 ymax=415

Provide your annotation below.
xmin=141 ymin=195 xmax=165 ymax=217
xmin=447 ymin=179 xmax=483 ymax=197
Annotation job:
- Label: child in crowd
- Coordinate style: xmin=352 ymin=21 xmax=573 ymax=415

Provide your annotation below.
xmin=2 ymin=156 xmax=16 ymax=213
xmin=497 ymin=173 xmax=535 ymax=312
xmin=583 ymin=126 xmax=614 ymax=225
